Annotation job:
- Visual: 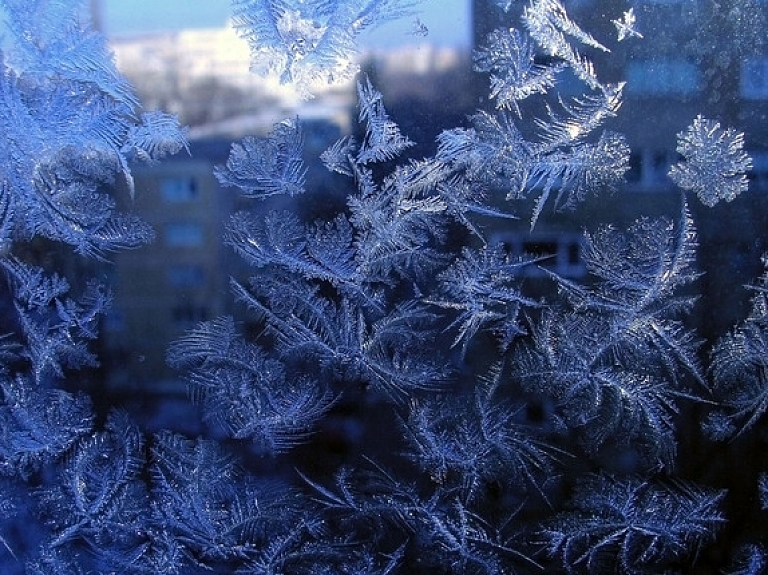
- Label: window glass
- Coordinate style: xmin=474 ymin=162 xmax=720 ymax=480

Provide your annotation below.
xmin=160 ymin=176 xmax=197 ymax=202
xmin=4 ymin=2 xmax=768 ymax=574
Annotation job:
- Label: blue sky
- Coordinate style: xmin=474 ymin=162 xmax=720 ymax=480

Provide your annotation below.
xmin=100 ymin=0 xmax=471 ymax=48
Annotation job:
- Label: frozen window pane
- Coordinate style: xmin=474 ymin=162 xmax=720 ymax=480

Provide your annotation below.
xmin=160 ymin=177 xmax=198 ymax=202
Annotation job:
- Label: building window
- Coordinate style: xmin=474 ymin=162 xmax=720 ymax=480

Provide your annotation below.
xmin=626 ymin=60 xmax=700 ymax=97
xmin=491 ymin=233 xmax=587 ymax=279
xmin=651 ymin=149 xmax=675 ymax=184
xmin=626 ymin=151 xmax=643 ymax=185
xmin=624 ymin=148 xmax=677 ymax=191
xmin=164 ymin=222 xmax=204 ymax=247
xmin=160 ymin=176 xmax=198 ymax=202
xmin=748 ymin=151 xmax=768 ymax=191
xmin=741 ymin=57 xmax=768 ymax=100
xmin=523 ymin=240 xmax=559 ymax=261
xmin=167 ymin=265 xmax=205 ymax=288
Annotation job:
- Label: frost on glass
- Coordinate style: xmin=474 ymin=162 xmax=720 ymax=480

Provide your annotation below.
xmin=611 ymin=8 xmax=643 ymax=42
xmin=540 ymin=474 xmax=725 ymax=574
xmin=517 ymin=207 xmax=703 ymax=470
xmin=215 ymin=119 xmax=307 ymax=199
xmin=669 ymin=115 xmax=752 ymax=207
xmin=523 ymin=0 xmax=609 ymax=89
xmin=474 ymin=27 xmax=565 ymax=114
xmin=0 ymin=0 xmax=187 ymax=257
xmin=706 ymin=254 xmax=768 ymax=439
xmin=0 ymin=0 xmax=766 ymax=573
xmin=231 ymin=0 xmax=420 ymax=97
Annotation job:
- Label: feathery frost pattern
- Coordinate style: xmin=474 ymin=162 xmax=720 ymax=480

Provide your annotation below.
xmin=433 ymin=86 xmax=629 ymax=228
xmin=474 ymin=27 xmax=565 ymax=115
xmin=523 ymin=0 xmax=609 ymax=89
xmin=402 ymin=362 xmax=565 ymax=501
xmin=37 ymin=412 xmax=145 ymax=552
xmin=706 ymin=255 xmax=768 ymax=439
xmin=215 ymin=119 xmax=306 ymax=199
xmin=0 ymin=0 xmax=764 ymax=573
xmin=541 ymin=474 xmax=725 ymax=574
xmin=426 ymin=245 xmax=540 ymax=355
xmin=2 ymin=259 xmax=110 ymax=385
xmin=167 ymin=316 xmax=335 ymax=453
xmin=723 ymin=544 xmax=768 ymax=575
xmin=612 ymin=8 xmax=643 ymax=42
xmin=669 ymin=115 xmax=752 ymax=207
xmin=232 ymin=0 xmax=420 ymax=98
xmin=517 ymin=207 xmax=703 ymax=469
xmin=0 ymin=0 xmax=187 ymax=257
xmin=356 ymin=77 xmax=415 ymax=163
xmin=0 ymin=377 xmax=93 ymax=478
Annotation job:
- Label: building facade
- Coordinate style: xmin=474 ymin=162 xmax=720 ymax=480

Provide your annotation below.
xmin=101 ymin=140 xmax=236 ymax=391
xmin=472 ymin=0 xmax=768 ymax=335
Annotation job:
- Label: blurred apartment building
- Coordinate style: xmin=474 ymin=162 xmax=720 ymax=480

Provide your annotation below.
xmin=100 ymin=0 xmax=768 ymax=390
xmin=98 ymin=0 xmax=768 ymax=391
xmin=473 ymin=0 xmax=768 ymax=194
xmin=99 ymin=23 xmax=471 ymax=391
xmin=473 ymin=0 xmax=768 ymax=337
xmin=101 ymin=139 xmax=235 ymax=391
